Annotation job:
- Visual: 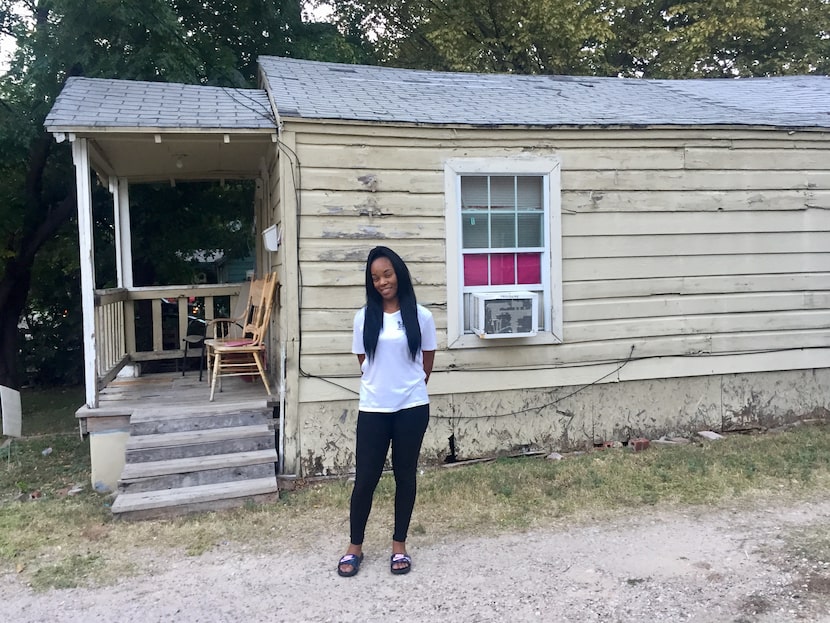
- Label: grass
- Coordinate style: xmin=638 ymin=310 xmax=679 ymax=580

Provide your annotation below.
xmin=20 ymin=386 xmax=85 ymax=435
xmin=2 ymin=387 xmax=830 ymax=591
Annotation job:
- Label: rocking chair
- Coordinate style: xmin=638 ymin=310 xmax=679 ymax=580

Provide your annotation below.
xmin=204 ymin=272 xmax=278 ymax=401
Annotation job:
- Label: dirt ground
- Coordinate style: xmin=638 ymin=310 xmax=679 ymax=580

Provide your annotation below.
xmin=2 ymin=496 xmax=829 ymax=623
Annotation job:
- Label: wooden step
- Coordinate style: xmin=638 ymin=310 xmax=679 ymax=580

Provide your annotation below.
xmin=119 ymin=462 xmax=276 ymax=494
xmin=120 ymin=449 xmax=277 ymax=481
xmin=111 ymin=476 xmax=279 ymax=520
xmin=129 ymin=400 xmax=267 ymax=422
xmin=126 ymin=424 xmax=273 ymax=450
xmin=130 ymin=409 xmax=273 ymax=435
xmin=125 ymin=424 xmax=275 ymax=462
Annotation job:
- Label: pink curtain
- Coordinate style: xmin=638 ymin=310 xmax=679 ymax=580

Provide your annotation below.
xmin=465 ymin=253 xmax=541 ymax=286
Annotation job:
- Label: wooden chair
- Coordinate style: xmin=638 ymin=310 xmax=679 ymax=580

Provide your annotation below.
xmin=204 ymin=272 xmax=277 ymax=401
xmin=199 ymin=280 xmax=251 ymax=383
xmin=205 ymin=279 xmax=252 ymax=342
xmin=181 ymin=316 xmax=207 ymax=381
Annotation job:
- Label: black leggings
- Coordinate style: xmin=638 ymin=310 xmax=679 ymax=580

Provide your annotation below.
xmin=349 ymin=404 xmax=430 ymax=545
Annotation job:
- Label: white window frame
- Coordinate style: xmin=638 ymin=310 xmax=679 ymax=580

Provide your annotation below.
xmin=444 ymin=157 xmax=563 ymax=349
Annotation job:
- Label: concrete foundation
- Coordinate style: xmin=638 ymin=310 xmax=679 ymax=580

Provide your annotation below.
xmin=89 ymin=429 xmax=129 ymax=492
xmin=297 ymin=368 xmax=830 ymax=476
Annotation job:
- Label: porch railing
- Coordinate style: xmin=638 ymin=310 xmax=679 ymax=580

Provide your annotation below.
xmin=93 ymin=283 xmax=246 ymax=388
xmin=94 ymin=288 xmax=129 ymax=384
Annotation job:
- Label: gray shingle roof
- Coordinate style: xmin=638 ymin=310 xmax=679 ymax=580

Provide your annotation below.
xmin=45 ymin=77 xmax=274 ymax=131
xmin=258 ymin=56 xmax=830 ymax=129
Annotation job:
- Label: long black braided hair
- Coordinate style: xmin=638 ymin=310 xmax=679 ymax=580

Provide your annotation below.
xmin=362 ymin=246 xmax=422 ymax=361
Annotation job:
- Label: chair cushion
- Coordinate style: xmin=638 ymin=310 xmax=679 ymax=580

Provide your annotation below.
xmin=223 ymin=339 xmax=254 ymax=347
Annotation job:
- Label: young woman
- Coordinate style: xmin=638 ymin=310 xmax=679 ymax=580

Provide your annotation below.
xmin=337 ymin=246 xmax=437 ymax=577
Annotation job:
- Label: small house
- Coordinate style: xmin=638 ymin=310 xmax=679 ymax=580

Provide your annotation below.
xmin=46 ymin=58 xmax=830 ymax=512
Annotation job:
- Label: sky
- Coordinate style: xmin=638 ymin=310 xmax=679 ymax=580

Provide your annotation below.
xmin=0 ymin=0 xmax=25 ymax=74
xmin=1 ymin=32 xmax=14 ymax=73
xmin=0 ymin=28 xmax=14 ymax=74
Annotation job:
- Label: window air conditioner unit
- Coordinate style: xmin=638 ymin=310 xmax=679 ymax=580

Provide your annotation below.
xmin=471 ymin=291 xmax=539 ymax=339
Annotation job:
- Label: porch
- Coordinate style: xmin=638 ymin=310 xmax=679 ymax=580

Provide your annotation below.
xmin=76 ymin=369 xmax=276 ymax=425
xmin=77 ymin=369 xmax=281 ymax=519
xmin=41 ymin=78 xmax=285 ymax=515
xmin=92 ymin=281 xmax=249 ymax=387
xmin=78 ymin=279 xmax=283 ymax=516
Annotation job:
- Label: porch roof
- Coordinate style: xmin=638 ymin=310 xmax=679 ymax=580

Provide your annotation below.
xmin=44 ymin=77 xmax=274 ymax=132
xmin=259 ymin=56 xmax=830 ymax=130
xmin=44 ymin=78 xmax=276 ymax=182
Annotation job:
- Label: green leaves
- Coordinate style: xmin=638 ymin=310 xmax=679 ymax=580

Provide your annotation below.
xmin=641 ymin=0 xmax=830 ymax=77
xmin=324 ymin=0 xmax=830 ymax=77
xmin=0 ymin=0 xmax=368 ymax=388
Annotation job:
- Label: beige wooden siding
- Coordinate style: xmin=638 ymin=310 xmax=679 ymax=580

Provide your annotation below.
xmin=287 ymin=123 xmax=830 ymax=395
xmin=266 ymin=149 xmax=281 ymax=272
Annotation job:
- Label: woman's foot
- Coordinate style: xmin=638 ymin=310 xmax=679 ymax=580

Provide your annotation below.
xmin=391 ymin=540 xmax=411 ymax=574
xmin=390 ymin=552 xmax=412 ymax=574
xmin=337 ymin=546 xmax=364 ymax=577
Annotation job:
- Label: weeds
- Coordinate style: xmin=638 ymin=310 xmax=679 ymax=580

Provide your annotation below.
xmin=2 ymin=399 xmax=830 ymax=591
xmin=20 ymin=387 xmax=84 ymax=436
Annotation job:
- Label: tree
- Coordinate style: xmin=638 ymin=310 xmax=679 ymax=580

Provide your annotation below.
xmin=633 ymin=0 xmax=830 ymax=77
xmin=0 ymin=0 xmax=363 ymax=392
xmin=322 ymin=0 xmax=830 ymax=77
xmin=323 ymin=0 xmax=619 ymax=74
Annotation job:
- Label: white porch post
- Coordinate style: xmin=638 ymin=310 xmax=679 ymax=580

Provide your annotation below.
xmin=111 ymin=177 xmax=134 ymax=289
xmin=72 ymin=138 xmax=98 ymax=409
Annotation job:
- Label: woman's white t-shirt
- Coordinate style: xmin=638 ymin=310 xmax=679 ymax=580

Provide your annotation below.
xmin=352 ymin=305 xmax=437 ymax=412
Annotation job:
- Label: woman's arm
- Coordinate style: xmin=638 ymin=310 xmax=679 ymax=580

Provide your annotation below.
xmin=357 ymin=354 xmax=366 ymax=368
xmin=422 ymin=350 xmax=435 ymax=384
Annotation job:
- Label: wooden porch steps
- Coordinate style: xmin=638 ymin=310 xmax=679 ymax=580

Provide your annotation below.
xmin=121 ymin=449 xmax=277 ymax=480
xmin=112 ymin=404 xmax=278 ymax=520
xmin=111 ymin=478 xmax=278 ymax=518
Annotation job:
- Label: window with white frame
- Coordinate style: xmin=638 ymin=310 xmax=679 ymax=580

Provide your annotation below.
xmin=444 ymin=157 xmax=562 ymax=348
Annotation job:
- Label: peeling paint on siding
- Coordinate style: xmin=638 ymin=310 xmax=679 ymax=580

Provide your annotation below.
xmin=356 ymin=198 xmax=387 ymax=217
xmin=357 ymin=174 xmax=378 ymax=191
xmin=294 ymin=368 xmax=830 ymax=476
xmin=317 ymin=248 xmax=368 ymax=262
xmin=322 ymin=225 xmax=386 ymax=239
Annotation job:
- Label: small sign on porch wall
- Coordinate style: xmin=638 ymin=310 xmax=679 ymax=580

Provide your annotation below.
xmin=262 ymin=225 xmax=281 ymax=252
xmin=0 ymin=385 xmax=23 ymax=438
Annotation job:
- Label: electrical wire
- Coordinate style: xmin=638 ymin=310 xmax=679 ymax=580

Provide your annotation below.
xmin=430 ymin=345 xmax=635 ymax=420
xmin=273 ymin=136 xmax=319 ymax=389
xmin=268 ymin=133 xmax=830 ymax=423
xmin=222 ymin=87 xmax=276 ymax=125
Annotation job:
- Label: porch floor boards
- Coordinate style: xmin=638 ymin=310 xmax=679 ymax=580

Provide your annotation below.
xmin=79 ymin=371 xmax=276 ymax=419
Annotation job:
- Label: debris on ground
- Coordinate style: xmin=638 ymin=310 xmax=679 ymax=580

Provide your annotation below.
xmin=653 ymin=436 xmax=691 ymax=445
xmin=628 ymin=438 xmax=650 ymax=452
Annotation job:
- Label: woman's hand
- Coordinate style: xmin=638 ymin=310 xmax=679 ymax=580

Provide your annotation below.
xmin=422 ymin=351 xmax=435 ymax=384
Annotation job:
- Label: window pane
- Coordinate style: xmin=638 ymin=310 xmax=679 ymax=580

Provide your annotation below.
xmin=462 ymin=212 xmax=489 ymax=248
xmin=461 ymin=212 xmax=490 ymax=249
xmin=489 ymin=176 xmax=515 ymax=210
xmin=464 ymin=254 xmax=488 ymax=286
xmin=491 ymin=214 xmax=516 ymax=247
xmin=490 ymin=254 xmax=515 ymax=285
xmin=516 ymin=176 xmax=543 ymax=210
xmin=517 ymin=253 xmax=541 ymax=284
xmin=517 ymin=213 xmax=544 ymax=247
xmin=460 ymin=176 xmax=488 ymax=209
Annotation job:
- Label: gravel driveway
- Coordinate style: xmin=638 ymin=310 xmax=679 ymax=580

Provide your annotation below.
xmin=2 ymin=497 xmax=829 ymax=622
